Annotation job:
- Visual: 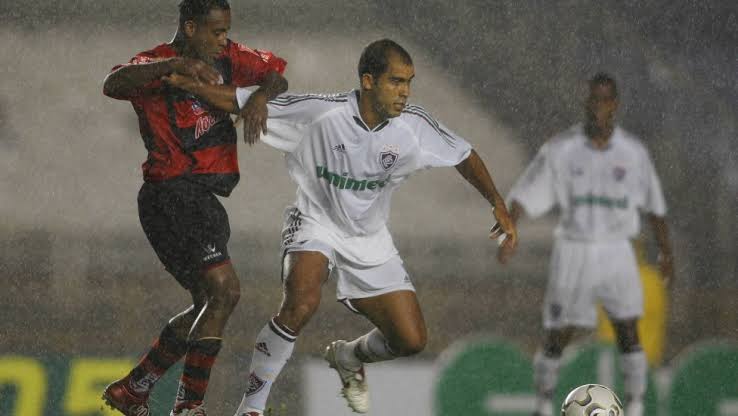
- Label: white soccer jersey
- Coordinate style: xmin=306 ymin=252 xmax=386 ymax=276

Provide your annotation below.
xmin=237 ymin=89 xmax=472 ymax=265
xmin=508 ymin=124 xmax=666 ymax=241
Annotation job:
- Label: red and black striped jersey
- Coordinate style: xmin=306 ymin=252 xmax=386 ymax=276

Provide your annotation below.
xmin=106 ymin=40 xmax=286 ymax=196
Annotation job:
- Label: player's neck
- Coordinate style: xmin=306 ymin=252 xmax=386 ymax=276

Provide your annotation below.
xmin=358 ymin=93 xmax=388 ymax=130
xmin=585 ymin=123 xmax=614 ymax=149
xmin=170 ymin=32 xmax=196 ymax=58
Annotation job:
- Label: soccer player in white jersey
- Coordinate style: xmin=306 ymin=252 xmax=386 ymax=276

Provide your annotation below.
xmin=160 ymin=38 xmax=517 ymax=415
xmin=498 ymin=73 xmax=674 ymax=416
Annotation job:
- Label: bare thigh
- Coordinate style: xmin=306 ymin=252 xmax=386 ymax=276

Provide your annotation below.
xmin=275 ymin=251 xmax=331 ymax=333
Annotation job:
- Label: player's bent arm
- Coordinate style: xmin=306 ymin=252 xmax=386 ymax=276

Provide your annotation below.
xmin=162 ymin=74 xmax=240 ymax=113
xmin=455 ymin=150 xmax=505 ymax=211
xmin=455 ymin=150 xmax=517 ymax=244
xmin=239 ymin=70 xmax=289 ymax=114
xmin=255 ymin=69 xmax=288 ymax=100
xmin=104 ymin=59 xmax=178 ymax=97
xmin=104 ymin=57 xmax=218 ymax=98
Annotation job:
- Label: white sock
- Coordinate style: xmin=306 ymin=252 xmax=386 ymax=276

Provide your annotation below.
xmin=235 ymin=318 xmax=296 ymax=414
xmin=621 ymin=349 xmax=647 ymax=416
xmin=342 ymin=328 xmax=397 ymax=370
xmin=533 ymin=351 xmax=560 ymax=416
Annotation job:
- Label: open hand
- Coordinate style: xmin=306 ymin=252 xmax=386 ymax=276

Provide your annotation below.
xmin=491 ymin=206 xmax=518 ymax=265
xmin=240 ymin=91 xmax=268 ymax=145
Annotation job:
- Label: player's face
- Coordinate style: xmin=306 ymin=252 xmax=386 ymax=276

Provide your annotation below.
xmin=366 ymin=53 xmax=415 ymax=119
xmin=187 ymin=8 xmax=230 ymax=63
xmin=585 ymin=83 xmax=618 ymax=133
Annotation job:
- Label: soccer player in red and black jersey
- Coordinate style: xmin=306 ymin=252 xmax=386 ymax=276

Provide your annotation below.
xmin=100 ymin=1 xmax=287 ymax=415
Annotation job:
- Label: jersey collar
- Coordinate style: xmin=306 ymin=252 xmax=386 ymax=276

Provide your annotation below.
xmin=582 ymin=124 xmax=621 ymax=151
xmin=348 ymin=89 xmax=391 ymax=133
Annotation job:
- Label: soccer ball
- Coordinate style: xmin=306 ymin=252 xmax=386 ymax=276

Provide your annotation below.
xmin=560 ymin=384 xmax=624 ymax=416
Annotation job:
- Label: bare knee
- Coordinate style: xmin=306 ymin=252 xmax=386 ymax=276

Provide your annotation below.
xmin=542 ymin=328 xmax=574 ymax=357
xmin=204 ymin=267 xmax=241 ymax=311
xmin=613 ymin=319 xmax=640 ymax=353
xmin=389 ymin=330 xmax=427 ymax=357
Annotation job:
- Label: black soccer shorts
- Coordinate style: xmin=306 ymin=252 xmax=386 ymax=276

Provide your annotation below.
xmin=138 ymin=178 xmax=231 ymax=290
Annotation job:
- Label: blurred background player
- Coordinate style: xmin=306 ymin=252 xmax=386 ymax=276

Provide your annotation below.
xmin=100 ymin=1 xmax=287 ymax=415
xmin=163 ymin=38 xmax=517 ymax=415
xmin=498 ymin=73 xmax=674 ymax=416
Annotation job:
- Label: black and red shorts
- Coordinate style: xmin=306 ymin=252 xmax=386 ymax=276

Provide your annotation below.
xmin=138 ymin=178 xmax=231 ymax=290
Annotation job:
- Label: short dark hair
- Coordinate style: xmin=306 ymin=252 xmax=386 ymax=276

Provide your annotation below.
xmin=358 ymin=39 xmax=413 ymax=81
xmin=589 ymin=72 xmax=618 ymax=98
xmin=179 ymin=0 xmax=230 ymax=26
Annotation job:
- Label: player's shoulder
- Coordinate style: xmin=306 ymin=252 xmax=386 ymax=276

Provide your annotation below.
xmin=224 ymin=39 xmax=283 ymax=61
xmin=614 ymin=126 xmax=651 ymax=156
xmin=398 ymin=104 xmax=446 ymax=134
xmin=224 ymin=39 xmax=259 ymax=57
xmin=132 ymin=43 xmax=175 ymax=63
xmin=542 ymin=124 xmax=583 ymax=155
xmin=400 ymin=104 xmax=436 ymax=123
xmin=271 ymin=91 xmax=351 ymax=116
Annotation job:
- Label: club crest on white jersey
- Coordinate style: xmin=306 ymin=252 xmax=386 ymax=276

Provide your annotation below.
xmin=379 ymin=144 xmax=400 ymax=170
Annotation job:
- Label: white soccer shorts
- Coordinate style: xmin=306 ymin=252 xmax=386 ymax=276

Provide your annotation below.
xmin=280 ymin=207 xmax=415 ymax=310
xmin=543 ymin=238 xmax=643 ymax=329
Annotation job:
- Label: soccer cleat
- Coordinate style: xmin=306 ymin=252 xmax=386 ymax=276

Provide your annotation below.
xmin=102 ymin=377 xmax=150 ymax=416
xmin=170 ymin=404 xmax=207 ymax=416
xmin=323 ymin=340 xmax=370 ymax=413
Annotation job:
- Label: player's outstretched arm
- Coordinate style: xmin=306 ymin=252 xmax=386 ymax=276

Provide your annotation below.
xmin=648 ymin=213 xmax=674 ymax=288
xmin=240 ymin=70 xmax=288 ymax=145
xmin=104 ymin=57 xmax=220 ymax=98
xmin=455 ymin=150 xmax=518 ymax=258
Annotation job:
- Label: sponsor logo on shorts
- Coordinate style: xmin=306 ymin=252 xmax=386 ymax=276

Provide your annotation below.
xmin=550 ymin=303 xmax=562 ymax=320
xmin=315 ymin=165 xmax=390 ymax=191
xmin=256 ymin=342 xmax=271 ymax=357
xmin=245 ymin=372 xmax=266 ymax=396
xmin=203 ymin=243 xmax=223 ymax=262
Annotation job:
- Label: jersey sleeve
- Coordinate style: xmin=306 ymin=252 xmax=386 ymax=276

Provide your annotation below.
xmin=403 ymin=106 xmax=472 ymax=170
xmin=507 ymin=142 xmax=557 ymax=218
xmin=640 ymin=150 xmax=667 ymax=216
xmin=236 ymin=89 xmax=341 ymax=153
xmin=104 ymin=50 xmax=165 ymax=102
xmin=228 ymin=41 xmax=287 ymax=87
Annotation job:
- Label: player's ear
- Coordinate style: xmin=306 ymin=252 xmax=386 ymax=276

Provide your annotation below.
xmin=182 ymin=20 xmax=197 ymax=38
xmin=360 ymin=73 xmax=374 ymax=91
